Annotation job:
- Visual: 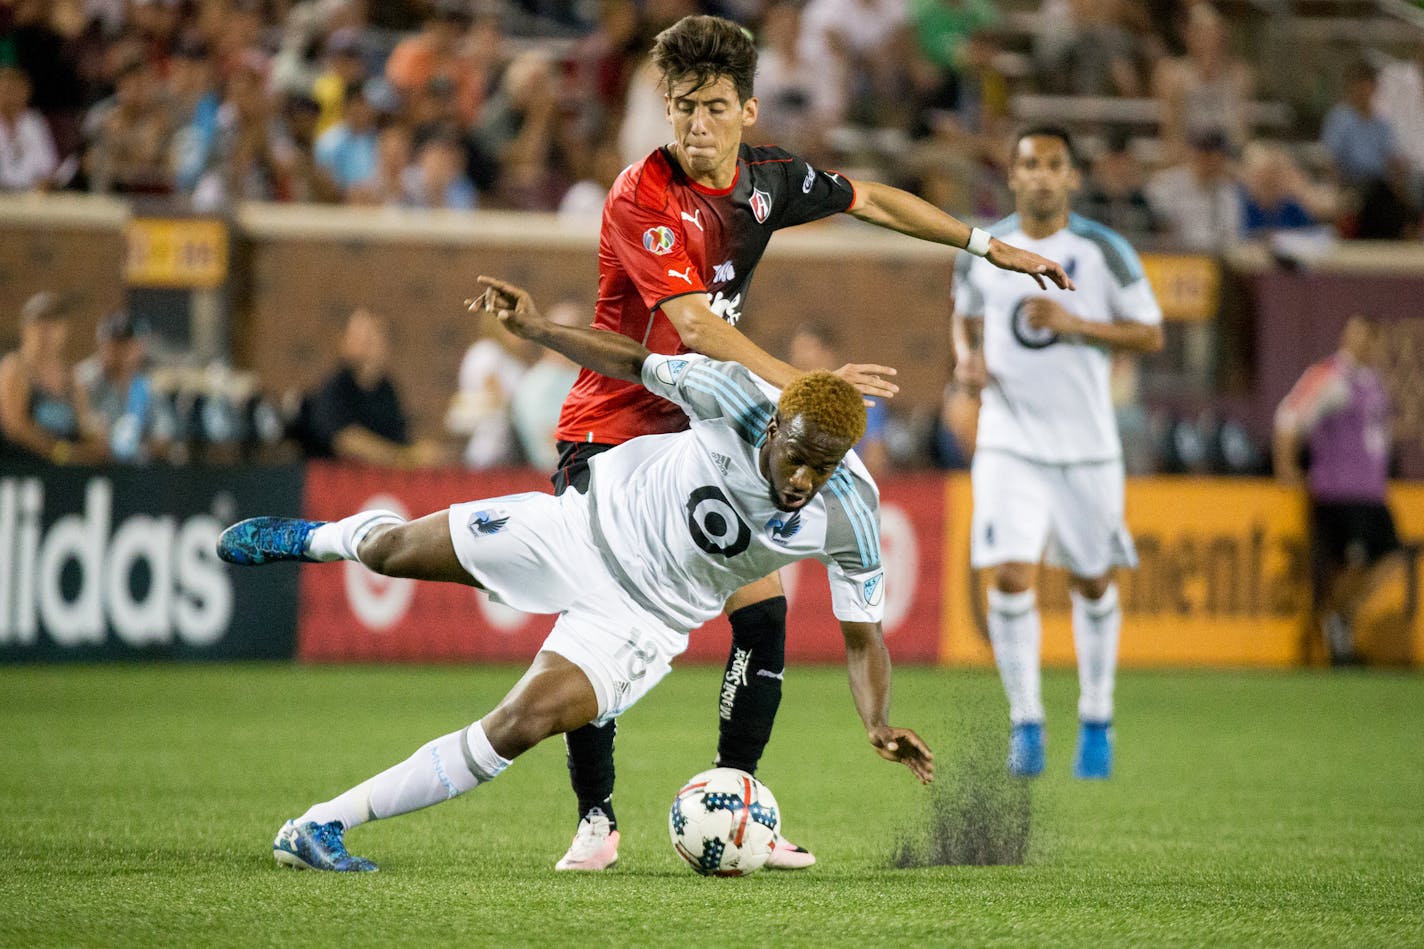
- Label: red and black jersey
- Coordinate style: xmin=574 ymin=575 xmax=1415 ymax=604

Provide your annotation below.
xmin=555 ymin=143 xmax=857 ymax=446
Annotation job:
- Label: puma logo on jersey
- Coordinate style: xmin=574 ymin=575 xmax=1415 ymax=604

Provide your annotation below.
xmin=680 ymin=209 xmax=703 ymax=231
xmin=802 ymin=162 xmax=816 ymax=193
xmin=667 ymin=266 xmax=694 ymax=285
xmin=713 ymin=260 xmax=735 ymax=283
xmin=826 ymin=172 xmax=841 ymax=184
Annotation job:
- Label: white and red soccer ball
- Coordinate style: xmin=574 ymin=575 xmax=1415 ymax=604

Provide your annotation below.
xmin=668 ymin=767 xmax=781 ymax=876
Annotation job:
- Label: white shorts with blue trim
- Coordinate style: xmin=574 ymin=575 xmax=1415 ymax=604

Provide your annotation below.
xmin=447 ymin=490 xmax=687 ymax=725
xmin=969 ymin=449 xmax=1137 ymax=577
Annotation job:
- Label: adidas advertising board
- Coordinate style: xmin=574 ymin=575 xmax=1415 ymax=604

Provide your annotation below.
xmin=0 ymin=462 xmax=302 ymax=661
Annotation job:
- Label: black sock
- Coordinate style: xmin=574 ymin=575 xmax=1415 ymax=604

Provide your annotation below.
xmin=715 ymin=596 xmax=787 ymax=774
xmin=564 ymin=721 xmax=618 ymax=829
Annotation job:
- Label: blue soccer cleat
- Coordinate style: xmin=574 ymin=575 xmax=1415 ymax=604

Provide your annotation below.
xmin=1007 ymin=721 xmax=1045 ymax=778
xmin=273 ymin=819 xmax=378 ymax=872
xmin=217 ymin=517 xmax=323 ymax=565
xmin=1073 ymin=721 xmax=1113 ymax=780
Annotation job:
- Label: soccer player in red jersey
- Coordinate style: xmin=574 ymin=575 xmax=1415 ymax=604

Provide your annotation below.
xmin=550 ymin=14 xmax=1074 ymax=871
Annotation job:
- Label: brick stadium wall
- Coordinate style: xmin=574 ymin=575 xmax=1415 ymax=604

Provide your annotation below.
xmin=236 ymin=208 xmax=955 ymax=440
xmin=0 ymin=203 xmax=127 ymax=357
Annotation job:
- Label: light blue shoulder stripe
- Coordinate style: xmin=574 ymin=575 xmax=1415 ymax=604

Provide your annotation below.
xmin=826 ymin=470 xmax=880 ymax=569
xmin=1068 ymin=213 xmax=1144 ymax=284
xmin=683 ymin=362 xmax=774 ymax=443
xmin=988 ymin=213 xmax=1021 ymax=238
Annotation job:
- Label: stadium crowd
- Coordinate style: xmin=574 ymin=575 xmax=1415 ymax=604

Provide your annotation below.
xmin=1 ymin=0 xmax=1421 ymax=240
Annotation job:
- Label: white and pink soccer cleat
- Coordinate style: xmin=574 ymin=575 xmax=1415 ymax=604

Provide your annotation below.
xmin=765 ymin=836 xmax=816 ymax=870
xmin=553 ymin=810 xmax=620 ymax=871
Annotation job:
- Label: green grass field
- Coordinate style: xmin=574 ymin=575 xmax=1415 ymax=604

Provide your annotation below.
xmin=2 ymin=663 xmax=1421 ymax=947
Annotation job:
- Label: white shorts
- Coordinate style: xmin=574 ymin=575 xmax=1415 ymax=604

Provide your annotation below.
xmin=447 ymin=491 xmax=686 ymax=725
xmin=969 ymin=449 xmax=1137 ymax=577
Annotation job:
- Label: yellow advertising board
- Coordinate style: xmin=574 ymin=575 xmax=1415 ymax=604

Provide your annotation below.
xmin=1140 ymin=254 xmax=1219 ymax=322
xmin=1350 ymin=483 xmax=1424 ymax=666
xmin=942 ymin=475 xmax=1316 ymax=667
xmin=125 ymin=217 xmax=228 ymax=288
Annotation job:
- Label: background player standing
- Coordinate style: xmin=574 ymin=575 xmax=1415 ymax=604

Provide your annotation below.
xmin=552 ymin=15 xmax=1074 ymax=870
xmin=952 ymin=126 xmax=1163 ymax=780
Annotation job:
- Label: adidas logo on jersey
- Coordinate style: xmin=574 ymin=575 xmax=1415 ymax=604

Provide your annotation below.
xmin=711 ymin=452 xmax=731 ymax=475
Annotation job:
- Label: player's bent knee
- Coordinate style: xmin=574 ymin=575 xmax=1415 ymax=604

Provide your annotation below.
xmin=482 ymin=700 xmax=588 ymax=759
xmin=993 ymin=564 xmax=1036 ymax=594
xmin=1071 ymin=575 xmax=1112 ymax=599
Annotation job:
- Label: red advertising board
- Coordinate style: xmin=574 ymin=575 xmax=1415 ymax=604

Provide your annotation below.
xmin=296 ymin=464 xmax=944 ymax=664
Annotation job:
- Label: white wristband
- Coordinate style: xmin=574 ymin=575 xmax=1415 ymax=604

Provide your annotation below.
xmin=965 ymin=227 xmax=992 ymax=257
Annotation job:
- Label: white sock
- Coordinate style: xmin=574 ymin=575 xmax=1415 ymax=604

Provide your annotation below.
xmin=1072 ymin=584 xmax=1121 ymax=723
xmin=988 ymin=587 xmax=1044 ymax=725
xmin=304 ymin=510 xmax=405 ymax=562
xmin=298 ymin=722 xmax=511 ymax=830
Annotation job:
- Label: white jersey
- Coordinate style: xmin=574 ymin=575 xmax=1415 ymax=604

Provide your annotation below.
xmin=584 ymin=353 xmax=885 ymax=632
xmin=953 ymin=213 xmax=1162 ymax=464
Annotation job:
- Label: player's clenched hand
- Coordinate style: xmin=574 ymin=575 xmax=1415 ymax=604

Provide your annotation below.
xmin=1023 ymin=298 xmax=1080 ymax=335
xmin=467 ymin=275 xmax=545 ymax=338
xmin=985 ymin=241 xmax=1076 ymax=292
xmin=868 ymin=726 xmax=935 ymax=784
xmin=834 ymin=363 xmax=899 ymax=405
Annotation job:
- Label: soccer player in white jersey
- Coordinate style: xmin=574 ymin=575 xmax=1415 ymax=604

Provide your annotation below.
xmin=952 ymin=127 xmax=1164 ymax=779
xmin=216 ymin=277 xmax=932 ymax=872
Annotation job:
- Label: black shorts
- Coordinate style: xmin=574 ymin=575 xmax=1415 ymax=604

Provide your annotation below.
xmin=551 ymin=440 xmax=615 ymax=495
xmin=1311 ymin=500 xmax=1401 ymax=572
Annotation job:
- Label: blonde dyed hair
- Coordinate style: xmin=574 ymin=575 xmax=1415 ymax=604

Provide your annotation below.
xmin=778 ymin=371 xmax=866 ymax=445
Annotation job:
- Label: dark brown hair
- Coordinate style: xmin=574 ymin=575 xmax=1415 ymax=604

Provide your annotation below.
xmin=651 ymin=15 xmax=757 ymax=104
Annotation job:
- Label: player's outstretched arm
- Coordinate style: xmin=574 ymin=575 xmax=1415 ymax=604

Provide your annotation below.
xmin=846 ymin=180 xmax=1075 ymax=291
xmin=659 ymin=295 xmax=899 ymax=401
xmin=840 ymin=620 xmax=934 ymax=784
xmin=470 ymin=276 xmax=649 ymax=383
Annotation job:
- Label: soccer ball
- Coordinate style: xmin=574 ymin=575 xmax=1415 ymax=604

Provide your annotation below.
xmin=668 ymin=767 xmax=780 ymax=876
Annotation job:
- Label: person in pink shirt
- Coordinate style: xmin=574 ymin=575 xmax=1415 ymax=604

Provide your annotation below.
xmin=1274 ymin=314 xmax=1405 ymax=665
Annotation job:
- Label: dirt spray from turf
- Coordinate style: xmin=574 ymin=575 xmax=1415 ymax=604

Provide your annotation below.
xmin=890 ymin=722 xmax=1032 ymax=867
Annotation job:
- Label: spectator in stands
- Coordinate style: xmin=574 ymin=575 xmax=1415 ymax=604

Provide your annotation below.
xmin=1274 ymin=314 xmax=1405 ymax=666
xmin=1322 ymin=60 xmax=1414 ymax=240
xmin=190 ymin=50 xmax=289 ymax=208
xmin=1151 ymin=3 xmax=1253 ymax=164
xmin=83 ymin=56 xmax=175 ymax=194
xmin=1050 ymin=0 xmax=1144 ymax=98
xmin=1144 ymin=128 xmax=1243 ymax=251
xmin=557 ymin=135 xmax=623 ymax=219
xmin=276 ymin=91 xmax=341 ymax=203
xmin=799 ymin=0 xmax=911 ymax=127
xmin=384 ymin=1 xmax=488 ymax=128
xmin=1373 ymin=37 xmax=1424 ymax=208
xmin=168 ymin=37 xmax=222 ymax=194
xmin=471 ymin=51 xmax=563 ymax=210
xmin=787 ymin=321 xmax=890 ymax=476
xmin=293 ymin=309 xmax=444 ymax=467
xmin=2 ymin=0 xmax=86 ymax=159
xmin=1238 ymin=142 xmax=1336 ymax=239
xmin=445 ymin=323 xmax=529 ymax=470
xmin=0 ymin=292 xmax=108 ymax=464
xmin=753 ymin=1 xmax=844 ymax=159
xmin=402 ymin=126 xmax=477 ymax=210
xmin=566 ymin=0 xmax=645 ymax=142
xmin=0 ymin=65 xmax=59 ymax=191
xmin=349 ymin=121 xmax=413 ymax=207
xmin=1077 ymin=131 xmax=1159 ymax=237
xmin=311 ymin=27 xmax=373 ymax=137
xmin=315 ymin=81 xmax=382 ymax=195
xmin=508 ymin=301 xmax=586 ymax=470
xmin=73 ymin=310 xmax=167 ymax=464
